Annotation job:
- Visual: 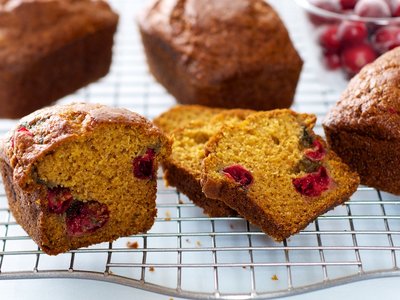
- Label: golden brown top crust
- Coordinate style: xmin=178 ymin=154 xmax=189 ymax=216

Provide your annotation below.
xmin=0 ymin=103 xmax=169 ymax=187
xmin=153 ymin=105 xmax=224 ymax=134
xmin=324 ymin=47 xmax=400 ymax=140
xmin=0 ymin=0 xmax=118 ymax=68
xmin=138 ymin=0 xmax=302 ymax=86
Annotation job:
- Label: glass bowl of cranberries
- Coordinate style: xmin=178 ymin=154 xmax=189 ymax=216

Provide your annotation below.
xmin=296 ymin=0 xmax=400 ymax=78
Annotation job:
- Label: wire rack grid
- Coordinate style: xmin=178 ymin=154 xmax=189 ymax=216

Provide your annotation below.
xmin=1 ymin=1 xmax=400 ymax=299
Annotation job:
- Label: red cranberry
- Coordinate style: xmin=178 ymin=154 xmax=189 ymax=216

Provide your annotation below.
xmin=388 ymin=107 xmax=399 ymax=114
xmin=372 ymin=25 xmax=400 ymax=53
xmin=47 ymin=187 xmax=74 ymax=214
xmin=340 ymin=0 xmax=359 ymax=9
xmin=354 ymin=0 xmax=391 ymax=17
xmin=340 ymin=43 xmax=377 ymax=76
xmin=338 ymin=21 xmax=368 ymax=45
xmin=308 ymin=0 xmax=341 ymax=25
xmin=133 ymin=148 xmax=156 ymax=179
xmin=11 ymin=126 xmax=34 ymax=148
xmin=66 ymin=200 xmax=109 ymax=236
xmin=17 ymin=127 xmax=33 ymax=136
xmin=292 ymin=166 xmax=332 ymax=197
xmin=391 ymin=0 xmax=400 ymax=16
xmin=318 ymin=25 xmax=341 ymax=52
xmin=323 ymin=52 xmax=341 ymax=69
xmin=222 ymin=165 xmax=253 ymax=188
xmin=304 ymin=140 xmax=326 ymax=161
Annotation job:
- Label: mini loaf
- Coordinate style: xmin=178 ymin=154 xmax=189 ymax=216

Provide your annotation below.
xmin=138 ymin=0 xmax=302 ymax=111
xmin=323 ymin=47 xmax=400 ymax=195
xmin=201 ymin=110 xmax=359 ymax=241
xmin=0 ymin=0 xmax=119 ymax=119
xmin=0 ymin=103 xmax=171 ymax=255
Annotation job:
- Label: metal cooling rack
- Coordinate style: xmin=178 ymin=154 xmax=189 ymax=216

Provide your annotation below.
xmin=1 ymin=1 xmax=400 ymax=299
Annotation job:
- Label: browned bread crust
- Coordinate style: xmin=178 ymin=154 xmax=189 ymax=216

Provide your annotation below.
xmin=0 ymin=103 xmax=171 ymax=255
xmin=201 ymin=110 xmax=359 ymax=241
xmin=0 ymin=0 xmax=119 ymax=118
xmin=323 ymin=47 xmax=400 ymax=194
xmin=138 ymin=0 xmax=302 ymax=111
xmin=153 ymin=105 xmax=224 ymax=134
xmin=163 ymin=159 xmax=237 ymax=217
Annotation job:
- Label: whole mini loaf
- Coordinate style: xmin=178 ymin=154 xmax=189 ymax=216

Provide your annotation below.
xmin=138 ymin=0 xmax=303 ymax=111
xmin=0 ymin=0 xmax=119 ymax=119
xmin=324 ymin=47 xmax=400 ymax=195
xmin=0 ymin=103 xmax=171 ymax=255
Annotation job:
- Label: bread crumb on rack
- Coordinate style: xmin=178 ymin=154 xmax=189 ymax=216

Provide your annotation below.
xmin=165 ymin=210 xmax=171 ymax=221
xmin=271 ymin=274 xmax=279 ymax=281
xmin=126 ymin=241 xmax=139 ymax=249
xmin=149 ymin=266 xmax=155 ymax=272
xmin=196 ymin=241 xmax=202 ymax=247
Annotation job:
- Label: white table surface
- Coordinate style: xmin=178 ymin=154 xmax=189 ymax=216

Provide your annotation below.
xmin=1 ymin=277 xmax=400 ymax=300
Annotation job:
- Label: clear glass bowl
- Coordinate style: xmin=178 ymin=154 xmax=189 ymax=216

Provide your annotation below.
xmin=296 ymin=0 xmax=400 ymax=25
xmin=295 ymin=0 xmax=400 ymax=79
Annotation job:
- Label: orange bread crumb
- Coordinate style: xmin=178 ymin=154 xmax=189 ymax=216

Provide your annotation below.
xmin=127 ymin=241 xmax=139 ymax=249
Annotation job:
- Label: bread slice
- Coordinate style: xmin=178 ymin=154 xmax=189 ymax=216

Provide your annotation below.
xmin=153 ymin=105 xmax=224 ymax=134
xmin=0 ymin=103 xmax=171 ymax=255
xmin=201 ymin=109 xmax=359 ymax=240
xmin=162 ymin=109 xmax=253 ymax=217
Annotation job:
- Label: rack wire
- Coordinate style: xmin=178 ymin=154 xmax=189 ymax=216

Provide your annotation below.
xmin=1 ymin=1 xmax=400 ymax=299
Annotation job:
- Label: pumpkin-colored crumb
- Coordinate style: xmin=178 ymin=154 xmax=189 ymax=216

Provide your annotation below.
xmin=201 ymin=109 xmax=359 ymax=241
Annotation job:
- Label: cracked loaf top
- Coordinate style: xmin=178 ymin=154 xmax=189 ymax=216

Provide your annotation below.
xmin=0 ymin=0 xmax=119 ymax=68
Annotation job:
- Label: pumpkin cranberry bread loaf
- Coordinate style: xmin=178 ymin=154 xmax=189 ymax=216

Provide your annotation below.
xmin=324 ymin=47 xmax=400 ymax=195
xmin=157 ymin=108 xmax=253 ymax=217
xmin=138 ymin=0 xmax=302 ymax=111
xmin=153 ymin=105 xmax=223 ymax=134
xmin=201 ymin=110 xmax=359 ymax=241
xmin=0 ymin=103 xmax=171 ymax=255
xmin=0 ymin=0 xmax=118 ymax=119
